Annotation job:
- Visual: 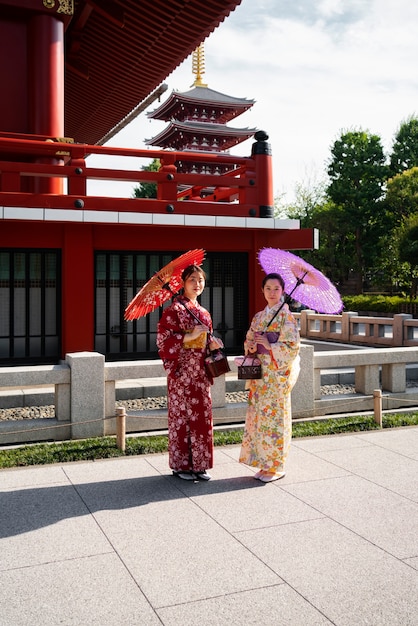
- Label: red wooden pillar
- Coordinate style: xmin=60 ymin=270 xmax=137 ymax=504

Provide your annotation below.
xmin=62 ymin=225 xmax=95 ymax=356
xmin=158 ymin=154 xmax=177 ymax=206
xmin=28 ymin=13 xmax=64 ymax=194
xmin=252 ymin=130 xmax=274 ymax=218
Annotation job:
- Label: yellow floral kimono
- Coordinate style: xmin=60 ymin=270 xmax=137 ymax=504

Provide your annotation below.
xmin=239 ymin=303 xmax=300 ymax=473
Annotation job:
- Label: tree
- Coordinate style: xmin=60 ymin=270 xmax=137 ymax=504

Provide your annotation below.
xmin=284 ymin=179 xmax=327 ymax=226
xmin=398 ymin=214 xmax=418 ymax=298
xmin=385 ymin=166 xmax=418 ymax=224
xmin=282 ymin=180 xmax=350 ymax=286
xmin=273 ymin=190 xmax=288 ymax=218
xmin=132 ymin=159 xmax=160 ymax=198
xmin=389 ymin=116 xmax=418 ymax=176
xmin=327 ymin=130 xmax=388 ymax=293
xmin=358 ymin=164 xmax=418 ymax=294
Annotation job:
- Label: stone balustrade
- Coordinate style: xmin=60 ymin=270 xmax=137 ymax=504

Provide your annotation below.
xmin=1 ymin=344 xmax=417 ymax=445
xmin=296 ymin=310 xmax=418 ymax=347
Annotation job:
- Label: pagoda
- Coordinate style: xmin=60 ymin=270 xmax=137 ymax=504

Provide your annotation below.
xmin=146 ymin=44 xmax=256 ymax=175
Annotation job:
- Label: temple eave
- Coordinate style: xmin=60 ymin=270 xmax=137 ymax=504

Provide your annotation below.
xmin=146 ymin=132 xmax=255 ymax=151
xmin=146 ymin=121 xmax=257 ymax=145
xmin=148 ymin=86 xmax=255 ymax=122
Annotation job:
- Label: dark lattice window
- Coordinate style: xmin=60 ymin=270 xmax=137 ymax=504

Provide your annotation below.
xmin=94 ymin=251 xmax=248 ymax=360
xmin=0 ymin=250 xmax=61 ymax=364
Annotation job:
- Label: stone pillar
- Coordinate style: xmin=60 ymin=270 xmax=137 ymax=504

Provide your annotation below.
xmin=355 ymin=364 xmax=380 ymax=395
xmin=55 ymin=383 xmax=70 ymax=421
xmin=211 ymin=374 xmax=226 ymax=408
xmin=299 ymin=309 xmax=309 ymax=337
xmin=341 ymin=311 xmax=357 ymax=343
xmin=66 ymin=352 xmax=105 ymax=439
xmin=105 ymin=380 xmax=116 ymax=418
xmin=381 ymin=363 xmax=406 ymax=393
xmin=291 ymin=344 xmax=315 ymax=418
xmin=392 ymin=314 xmax=412 ymax=346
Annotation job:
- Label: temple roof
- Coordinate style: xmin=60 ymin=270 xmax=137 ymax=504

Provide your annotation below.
xmin=61 ymin=0 xmax=243 ymax=144
xmin=146 ymin=121 xmax=256 ymax=151
xmin=148 ymin=86 xmax=255 ymax=124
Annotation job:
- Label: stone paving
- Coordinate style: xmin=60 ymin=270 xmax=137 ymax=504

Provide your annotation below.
xmin=1 ymin=427 xmax=417 ymax=625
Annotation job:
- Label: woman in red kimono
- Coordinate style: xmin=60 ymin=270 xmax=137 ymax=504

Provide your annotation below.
xmin=157 ymin=264 xmax=223 ymax=481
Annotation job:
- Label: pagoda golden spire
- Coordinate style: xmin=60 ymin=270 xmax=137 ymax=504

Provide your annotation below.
xmin=192 ymin=43 xmax=208 ymax=87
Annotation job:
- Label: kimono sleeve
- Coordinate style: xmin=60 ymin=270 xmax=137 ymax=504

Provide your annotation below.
xmin=270 ymin=310 xmax=300 ymax=370
xmin=156 ymin=305 xmax=185 ymax=374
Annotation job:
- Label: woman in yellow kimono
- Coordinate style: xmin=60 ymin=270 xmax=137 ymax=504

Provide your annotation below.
xmin=239 ymin=273 xmax=300 ymax=482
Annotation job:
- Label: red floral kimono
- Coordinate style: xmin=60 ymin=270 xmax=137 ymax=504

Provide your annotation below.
xmin=157 ymin=296 xmax=214 ymax=473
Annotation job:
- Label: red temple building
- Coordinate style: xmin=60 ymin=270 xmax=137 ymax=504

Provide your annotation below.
xmin=0 ymin=0 xmax=316 ymax=366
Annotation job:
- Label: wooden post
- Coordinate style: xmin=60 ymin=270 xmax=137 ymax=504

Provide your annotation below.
xmin=116 ymin=406 xmax=126 ymax=451
xmin=373 ymin=389 xmax=382 ymax=428
xmin=158 ymin=155 xmax=177 ymax=202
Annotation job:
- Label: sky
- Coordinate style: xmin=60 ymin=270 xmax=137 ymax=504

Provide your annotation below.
xmin=87 ymin=0 xmax=418 ymax=204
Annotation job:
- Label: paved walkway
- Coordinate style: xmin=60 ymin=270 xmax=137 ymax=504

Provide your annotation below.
xmin=1 ymin=427 xmax=417 ymax=625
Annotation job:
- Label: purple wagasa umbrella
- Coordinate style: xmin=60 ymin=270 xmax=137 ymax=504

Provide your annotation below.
xmin=258 ymin=248 xmax=343 ymax=314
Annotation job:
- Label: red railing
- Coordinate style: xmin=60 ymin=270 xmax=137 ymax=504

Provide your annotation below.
xmin=0 ymin=131 xmax=274 ymax=218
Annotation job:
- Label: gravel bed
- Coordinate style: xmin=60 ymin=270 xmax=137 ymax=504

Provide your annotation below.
xmin=0 ymin=405 xmax=56 ymax=421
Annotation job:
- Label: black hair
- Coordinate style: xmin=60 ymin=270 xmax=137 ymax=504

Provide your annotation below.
xmin=181 ymin=264 xmax=206 ymax=282
xmin=262 ymin=272 xmax=285 ymax=290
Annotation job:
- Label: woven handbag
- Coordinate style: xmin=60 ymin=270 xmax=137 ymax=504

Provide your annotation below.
xmin=237 ymin=355 xmax=262 ymax=380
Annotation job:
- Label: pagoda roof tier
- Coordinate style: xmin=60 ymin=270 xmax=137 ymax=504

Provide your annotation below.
xmin=148 ymin=86 xmax=254 ymax=124
xmin=146 ymin=121 xmax=256 ymax=151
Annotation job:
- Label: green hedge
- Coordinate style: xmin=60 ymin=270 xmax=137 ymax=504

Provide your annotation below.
xmin=342 ymin=295 xmax=418 ymax=315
